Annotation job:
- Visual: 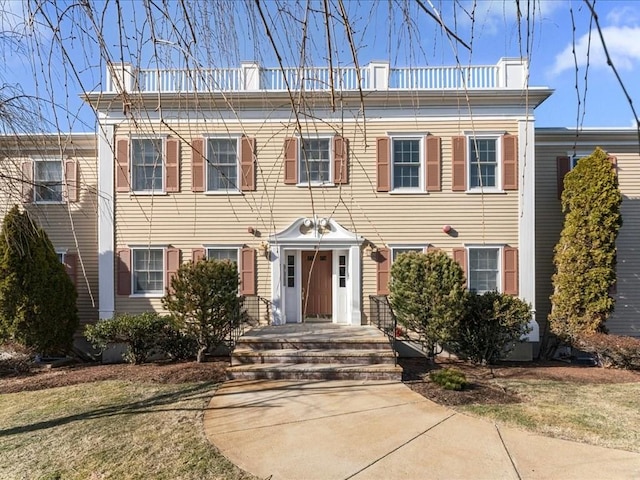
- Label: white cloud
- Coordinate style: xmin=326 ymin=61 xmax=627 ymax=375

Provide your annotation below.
xmin=454 ymin=0 xmax=565 ymax=36
xmin=606 ymin=6 xmax=640 ymax=26
xmin=550 ymin=25 xmax=640 ymax=75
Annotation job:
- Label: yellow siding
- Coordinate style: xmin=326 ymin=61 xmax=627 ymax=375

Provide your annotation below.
xmin=536 ymin=135 xmax=640 ymax=339
xmin=0 ymin=136 xmax=99 ymax=327
xmin=113 ymin=118 xmax=521 ymax=320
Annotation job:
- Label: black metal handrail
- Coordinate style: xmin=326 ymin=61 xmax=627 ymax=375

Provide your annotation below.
xmin=369 ymin=294 xmax=398 ymax=365
xmin=225 ymin=295 xmax=271 ymax=351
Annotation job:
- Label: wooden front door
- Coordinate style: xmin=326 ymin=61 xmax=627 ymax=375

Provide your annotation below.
xmin=301 ymin=250 xmax=333 ymax=318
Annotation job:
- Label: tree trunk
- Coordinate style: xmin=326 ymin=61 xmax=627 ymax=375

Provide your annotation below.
xmin=197 ymin=346 xmax=207 ymax=363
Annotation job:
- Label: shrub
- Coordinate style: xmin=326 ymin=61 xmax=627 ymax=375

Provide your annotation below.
xmin=0 ymin=206 xmax=78 ymax=355
xmin=576 ymin=333 xmax=640 ymax=370
xmin=162 ymin=259 xmax=246 ymax=362
xmin=390 ymin=251 xmax=467 ymax=356
xmin=429 ymin=368 xmax=468 ymax=391
xmin=85 ymin=312 xmax=184 ymax=364
xmin=550 ymin=148 xmax=622 ymax=340
xmin=449 ymin=291 xmax=532 ymax=365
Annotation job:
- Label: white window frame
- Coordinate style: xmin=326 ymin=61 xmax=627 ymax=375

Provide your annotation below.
xmin=205 ymin=246 xmax=241 ymax=264
xmin=567 ymin=151 xmax=593 ymax=170
xmin=130 ymin=247 xmax=165 ymax=297
xmin=56 ymin=248 xmax=68 ymax=264
xmin=465 ymin=245 xmax=502 ymax=294
xmin=130 ymin=136 xmax=166 ymax=195
xmin=390 ymin=244 xmax=428 ymax=262
xmin=33 ymin=157 xmax=64 ymax=204
xmin=298 ymin=136 xmax=333 ymax=186
xmin=205 ymin=135 xmax=242 ymax=194
xmin=390 ymin=135 xmax=424 ymax=193
xmin=467 ymin=134 xmax=501 ymax=193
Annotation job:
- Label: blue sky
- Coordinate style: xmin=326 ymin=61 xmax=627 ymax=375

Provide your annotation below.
xmin=1 ymin=0 xmax=639 ymax=131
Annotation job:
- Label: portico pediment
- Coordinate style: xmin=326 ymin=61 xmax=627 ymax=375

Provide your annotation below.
xmin=269 ymin=217 xmax=364 ymax=247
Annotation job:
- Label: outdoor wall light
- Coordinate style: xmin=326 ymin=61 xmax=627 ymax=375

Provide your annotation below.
xmin=303 ymin=218 xmax=313 ymax=228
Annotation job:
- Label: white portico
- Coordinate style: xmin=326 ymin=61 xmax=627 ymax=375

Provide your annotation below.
xmin=268 ymin=217 xmax=364 ymax=326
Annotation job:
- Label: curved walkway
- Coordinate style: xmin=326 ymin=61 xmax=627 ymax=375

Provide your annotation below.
xmin=204 ymin=379 xmax=640 ymax=480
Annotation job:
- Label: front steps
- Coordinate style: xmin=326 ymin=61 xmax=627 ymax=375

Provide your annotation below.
xmin=227 ymin=324 xmax=402 ymax=381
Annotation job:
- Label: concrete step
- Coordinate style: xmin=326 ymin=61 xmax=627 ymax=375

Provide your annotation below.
xmin=226 ymin=362 xmax=403 ymax=381
xmin=235 ymin=338 xmax=392 ymax=351
xmin=231 ymin=348 xmax=397 ymax=366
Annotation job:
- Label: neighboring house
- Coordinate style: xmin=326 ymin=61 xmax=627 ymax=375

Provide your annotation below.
xmin=0 ymin=134 xmax=99 ymax=329
xmin=2 ymin=59 xmax=638 ymax=359
xmin=535 ymin=128 xmax=640 ymax=343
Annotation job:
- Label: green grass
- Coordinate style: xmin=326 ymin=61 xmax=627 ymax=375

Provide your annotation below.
xmin=0 ymin=381 xmax=257 ymax=480
xmin=459 ymin=380 xmax=640 ymax=452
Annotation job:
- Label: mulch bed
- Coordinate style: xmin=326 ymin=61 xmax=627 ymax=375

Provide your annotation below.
xmin=2 ymin=354 xmax=639 ymax=405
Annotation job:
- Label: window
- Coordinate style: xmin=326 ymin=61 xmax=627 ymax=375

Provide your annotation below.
xmin=300 ymin=138 xmax=330 ymax=184
xmin=469 ymin=137 xmax=498 ymax=189
xmin=207 ymin=138 xmax=238 ymax=191
xmin=392 ymin=138 xmax=422 ymax=190
xmin=391 ymin=246 xmax=425 ymax=262
xmin=338 ymin=255 xmax=347 ymax=288
xmin=468 ymin=248 xmax=500 ymax=293
xmin=132 ymin=248 xmax=164 ymax=294
xmin=287 ymin=255 xmax=295 ymax=288
xmin=131 ymin=138 xmax=163 ymax=192
xmin=34 ymin=159 xmax=63 ymax=202
xmin=206 ymin=247 xmax=239 ymax=263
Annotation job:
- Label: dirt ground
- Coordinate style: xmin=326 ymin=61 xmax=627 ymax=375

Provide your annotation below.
xmin=1 ymin=354 xmax=639 ymax=405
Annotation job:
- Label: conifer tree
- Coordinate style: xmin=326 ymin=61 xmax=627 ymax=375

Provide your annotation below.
xmin=550 ymin=148 xmax=622 ymax=340
xmin=0 ymin=205 xmax=79 ymax=354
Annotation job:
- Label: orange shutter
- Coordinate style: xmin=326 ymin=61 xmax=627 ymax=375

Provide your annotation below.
xmin=283 ymin=137 xmax=298 ymax=184
xmin=241 ymin=247 xmax=256 ymax=295
xmin=241 ymin=136 xmax=256 ymax=191
xmin=556 ymin=156 xmax=571 ymax=199
xmin=452 ymin=136 xmax=466 ymax=191
xmin=191 ymin=138 xmax=205 ymax=192
xmin=165 ymin=138 xmax=180 ymax=192
xmin=503 ymin=246 xmax=519 ymax=295
xmin=425 ymin=135 xmax=441 ymax=191
xmin=165 ymin=247 xmax=180 ymax=294
xmin=21 ymin=160 xmax=33 ymax=203
xmin=376 ymin=137 xmax=390 ymax=192
xmin=65 ymin=253 xmax=78 ymax=287
xmin=116 ymin=139 xmax=130 ymax=193
xmin=64 ymin=160 xmax=78 ymax=202
xmin=376 ymin=248 xmax=390 ymax=295
xmin=452 ymin=247 xmax=467 ymax=281
xmin=608 ymin=156 xmax=618 ymax=175
xmin=191 ymin=248 xmax=206 ymax=263
xmin=333 ymin=136 xmax=348 ymax=184
xmin=502 ymin=134 xmax=518 ymax=190
xmin=116 ymin=248 xmax=131 ymax=296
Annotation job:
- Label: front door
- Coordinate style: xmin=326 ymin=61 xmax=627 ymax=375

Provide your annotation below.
xmin=301 ymin=250 xmax=333 ymax=320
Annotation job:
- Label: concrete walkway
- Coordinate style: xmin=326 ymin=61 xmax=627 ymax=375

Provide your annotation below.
xmin=204 ymin=380 xmax=640 ymax=480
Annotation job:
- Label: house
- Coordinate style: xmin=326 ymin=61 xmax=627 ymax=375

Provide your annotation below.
xmin=4 ymin=58 xmax=639 ymax=360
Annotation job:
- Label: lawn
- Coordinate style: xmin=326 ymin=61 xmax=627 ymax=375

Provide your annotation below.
xmin=0 ymin=379 xmax=257 ymax=480
xmin=459 ymin=379 xmax=640 ymax=453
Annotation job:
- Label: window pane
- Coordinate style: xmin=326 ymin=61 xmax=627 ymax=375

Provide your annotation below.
xmin=133 ymin=249 xmax=164 ymax=294
xmin=468 ymin=248 xmax=499 ymax=293
xmin=207 ymin=139 xmax=238 ymax=191
xmin=300 ymin=138 xmax=330 ymax=183
xmin=207 ymin=248 xmax=238 ymax=263
xmin=469 ymin=138 xmax=497 ymax=188
xmin=34 ymin=160 xmax=63 ymax=202
xmin=132 ymin=139 xmax=163 ymax=191
xmin=392 ymin=248 xmax=422 ymax=262
xmin=392 ymin=139 xmax=420 ymax=189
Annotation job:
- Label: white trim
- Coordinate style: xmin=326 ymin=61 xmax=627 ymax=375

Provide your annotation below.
xmin=389 ymin=244 xmax=428 ymax=262
xmin=204 ymin=136 xmax=242 ymax=194
xmin=130 ymin=137 xmax=166 ymax=194
xmin=389 ymin=135 xmax=425 ymax=192
xmin=519 ymin=119 xmax=539 ymax=342
xmin=130 ymin=246 xmax=165 ymax=296
xmin=205 ymin=246 xmax=242 ymax=265
xmin=98 ymin=125 xmax=115 ymax=319
xmin=297 ymin=135 xmax=334 ymax=186
xmin=465 ymin=245 xmax=502 ymax=294
xmin=466 ymin=134 xmax=502 ymax=193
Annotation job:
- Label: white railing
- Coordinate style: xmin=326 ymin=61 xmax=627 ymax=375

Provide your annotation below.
xmin=104 ymin=58 xmax=526 ymax=94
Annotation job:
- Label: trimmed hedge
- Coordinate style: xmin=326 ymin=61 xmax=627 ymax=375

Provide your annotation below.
xmin=576 ymin=333 xmax=640 ymax=370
